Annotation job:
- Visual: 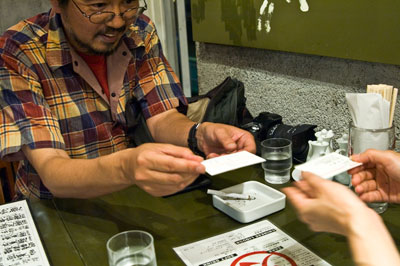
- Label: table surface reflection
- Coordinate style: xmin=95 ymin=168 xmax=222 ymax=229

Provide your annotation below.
xmin=31 ymin=165 xmax=400 ymax=266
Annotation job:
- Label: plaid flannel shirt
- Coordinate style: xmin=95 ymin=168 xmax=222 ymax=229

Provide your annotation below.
xmin=0 ymin=10 xmax=187 ymax=199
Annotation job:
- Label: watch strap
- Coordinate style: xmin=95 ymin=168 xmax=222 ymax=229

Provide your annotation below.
xmin=188 ymin=123 xmax=205 ymax=157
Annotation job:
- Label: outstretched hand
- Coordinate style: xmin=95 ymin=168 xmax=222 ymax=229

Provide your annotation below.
xmin=349 ymin=149 xmax=400 ymax=204
xmin=196 ymin=122 xmax=256 ymax=158
xmin=282 ymin=172 xmax=372 ymax=235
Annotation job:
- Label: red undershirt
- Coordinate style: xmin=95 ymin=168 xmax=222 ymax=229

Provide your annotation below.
xmin=77 ymin=52 xmax=110 ymax=100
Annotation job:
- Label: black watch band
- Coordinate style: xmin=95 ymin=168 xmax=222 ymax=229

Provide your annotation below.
xmin=188 ymin=123 xmax=205 ymax=157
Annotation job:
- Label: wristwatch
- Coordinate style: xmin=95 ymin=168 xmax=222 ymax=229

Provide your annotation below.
xmin=188 ymin=123 xmax=205 ymax=157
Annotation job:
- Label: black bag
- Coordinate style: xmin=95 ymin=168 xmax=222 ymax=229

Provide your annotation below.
xmin=186 ymin=77 xmax=253 ymax=126
xmin=125 ymin=77 xmax=253 ymax=147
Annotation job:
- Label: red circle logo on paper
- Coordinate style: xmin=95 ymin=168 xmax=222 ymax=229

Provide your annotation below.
xmin=230 ymin=251 xmax=297 ymax=266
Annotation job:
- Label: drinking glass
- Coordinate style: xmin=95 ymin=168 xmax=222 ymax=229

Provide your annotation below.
xmin=349 ymin=122 xmax=395 ymax=214
xmin=261 ymin=138 xmax=292 ymax=184
xmin=107 ymin=230 xmax=157 ymax=266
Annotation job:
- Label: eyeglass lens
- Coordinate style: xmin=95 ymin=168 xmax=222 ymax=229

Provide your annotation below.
xmin=90 ymin=9 xmax=138 ymax=23
xmin=89 ymin=0 xmax=146 ymax=24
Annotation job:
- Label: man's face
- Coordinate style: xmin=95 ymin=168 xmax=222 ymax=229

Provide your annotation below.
xmin=52 ymin=0 xmax=137 ymax=55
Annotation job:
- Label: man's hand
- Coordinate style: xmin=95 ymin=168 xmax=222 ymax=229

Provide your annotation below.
xmin=196 ymin=122 xmax=256 ymax=158
xmin=349 ymin=149 xmax=400 ymax=203
xmin=22 ymin=143 xmax=205 ymax=198
xmin=126 ymin=143 xmax=205 ymax=196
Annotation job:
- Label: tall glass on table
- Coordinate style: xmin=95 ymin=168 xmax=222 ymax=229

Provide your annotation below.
xmin=349 ymin=122 xmax=396 ymax=214
xmin=261 ymin=138 xmax=292 ymax=184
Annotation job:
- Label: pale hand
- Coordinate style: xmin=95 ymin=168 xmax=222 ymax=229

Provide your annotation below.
xmin=349 ymin=149 xmax=400 ymax=204
xmin=282 ymin=172 xmax=372 ymax=235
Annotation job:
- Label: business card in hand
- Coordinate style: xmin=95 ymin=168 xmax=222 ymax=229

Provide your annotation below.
xmin=201 ymin=151 xmax=266 ymax=176
xmin=295 ymin=153 xmax=362 ymax=180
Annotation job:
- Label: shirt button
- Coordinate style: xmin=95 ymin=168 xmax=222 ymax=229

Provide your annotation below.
xmin=122 ymin=51 xmax=127 ymax=56
xmin=74 ymin=61 xmax=78 ymax=66
xmin=111 ymin=92 xmax=116 ymax=97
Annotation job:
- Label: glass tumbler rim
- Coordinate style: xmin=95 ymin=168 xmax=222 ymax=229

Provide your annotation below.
xmin=349 ymin=121 xmax=395 ymax=132
xmin=261 ymin=137 xmax=292 ymax=149
xmin=106 ymin=230 xmax=154 ymax=253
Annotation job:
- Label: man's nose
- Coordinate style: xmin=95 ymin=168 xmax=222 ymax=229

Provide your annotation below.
xmin=106 ymin=7 xmax=126 ymax=29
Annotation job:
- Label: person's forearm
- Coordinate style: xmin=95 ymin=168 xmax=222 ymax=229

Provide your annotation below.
xmin=147 ymin=109 xmax=194 ymax=147
xmin=348 ymin=209 xmax=400 ymax=266
xmin=23 ymin=147 xmax=133 ymax=198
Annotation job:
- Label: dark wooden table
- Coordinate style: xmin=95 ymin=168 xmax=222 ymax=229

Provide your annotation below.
xmin=31 ymin=165 xmax=400 ymax=266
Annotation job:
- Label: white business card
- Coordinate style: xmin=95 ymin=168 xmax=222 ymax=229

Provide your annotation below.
xmin=295 ymin=153 xmax=362 ymax=179
xmin=201 ymin=151 xmax=266 ymax=176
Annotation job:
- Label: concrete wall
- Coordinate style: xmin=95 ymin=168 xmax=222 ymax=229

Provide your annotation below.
xmin=0 ymin=0 xmax=51 ymax=34
xmin=196 ymin=42 xmax=400 ymax=145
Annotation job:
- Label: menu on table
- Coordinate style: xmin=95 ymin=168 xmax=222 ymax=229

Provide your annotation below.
xmin=174 ymin=220 xmax=331 ymax=266
xmin=0 ymin=200 xmax=50 ymax=266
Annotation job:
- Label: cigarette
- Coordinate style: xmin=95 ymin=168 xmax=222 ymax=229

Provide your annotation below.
xmin=207 ymin=189 xmax=256 ymax=200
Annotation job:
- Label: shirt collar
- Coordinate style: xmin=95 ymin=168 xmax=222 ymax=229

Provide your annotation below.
xmin=46 ymin=10 xmax=72 ymax=70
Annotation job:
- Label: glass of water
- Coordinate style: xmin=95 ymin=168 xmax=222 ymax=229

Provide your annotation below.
xmin=107 ymin=230 xmax=157 ymax=266
xmin=261 ymin=138 xmax=292 ymax=184
xmin=349 ymin=122 xmax=395 ymax=214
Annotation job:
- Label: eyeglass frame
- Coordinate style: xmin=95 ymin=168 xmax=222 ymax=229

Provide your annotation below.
xmin=71 ymin=0 xmax=147 ymax=24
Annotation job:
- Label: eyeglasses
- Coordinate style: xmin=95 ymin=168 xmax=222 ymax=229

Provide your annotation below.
xmin=71 ymin=0 xmax=147 ymax=24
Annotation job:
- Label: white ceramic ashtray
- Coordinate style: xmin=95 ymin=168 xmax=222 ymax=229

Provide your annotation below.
xmin=211 ymin=181 xmax=286 ymax=223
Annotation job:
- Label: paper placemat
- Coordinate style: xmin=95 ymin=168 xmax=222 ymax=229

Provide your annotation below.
xmin=174 ymin=220 xmax=331 ymax=266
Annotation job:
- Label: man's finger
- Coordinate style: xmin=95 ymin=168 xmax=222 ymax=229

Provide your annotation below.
xmin=214 ymin=128 xmax=238 ymax=151
xmin=139 ymin=151 xmax=205 ymax=175
xmin=159 ymin=144 xmax=204 ymax=162
xmin=137 ymin=168 xmax=199 ymax=186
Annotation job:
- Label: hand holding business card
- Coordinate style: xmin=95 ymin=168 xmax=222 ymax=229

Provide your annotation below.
xmin=295 ymin=153 xmax=362 ymax=180
xmin=201 ymin=151 xmax=265 ymax=176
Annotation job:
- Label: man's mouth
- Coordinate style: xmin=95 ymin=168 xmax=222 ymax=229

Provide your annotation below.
xmin=98 ymin=32 xmax=120 ymax=43
xmin=103 ymin=33 xmax=118 ymax=38
xmin=97 ymin=27 xmax=126 ymax=43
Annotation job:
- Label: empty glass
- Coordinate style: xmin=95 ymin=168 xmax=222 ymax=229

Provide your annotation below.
xmin=107 ymin=230 xmax=157 ymax=266
xmin=261 ymin=138 xmax=292 ymax=184
xmin=349 ymin=122 xmax=395 ymax=214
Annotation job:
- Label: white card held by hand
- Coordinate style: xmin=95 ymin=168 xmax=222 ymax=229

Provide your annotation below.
xmin=201 ymin=151 xmax=266 ymax=176
xmin=295 ymin=153 xmax=362 ymax=180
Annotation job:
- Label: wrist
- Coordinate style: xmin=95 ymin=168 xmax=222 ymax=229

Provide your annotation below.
xmin=116 ymin=148 xmax=137 ymax=186
xmin=188 ymin=123 xmax=205 ymax=157
xmin=347 ymin=205 xmax=380 ymax=236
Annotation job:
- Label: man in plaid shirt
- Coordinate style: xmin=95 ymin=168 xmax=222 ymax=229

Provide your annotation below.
xmin=0 ymin=0 xmax=256 ymax=200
